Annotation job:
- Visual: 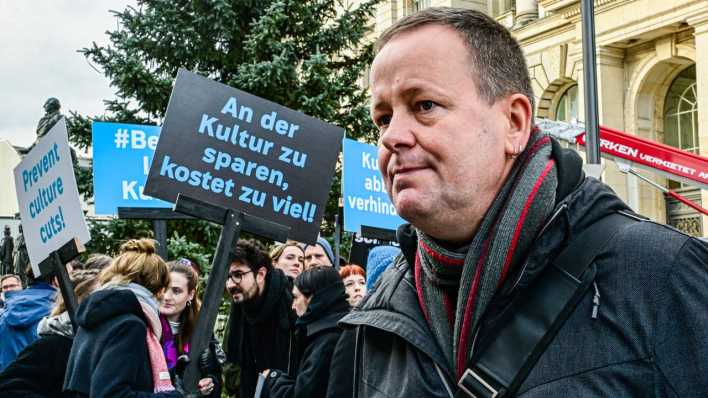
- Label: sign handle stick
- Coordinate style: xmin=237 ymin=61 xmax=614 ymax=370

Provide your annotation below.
xmin=152 ymin=219 xmax=168 ymax=260
xmin=52 ymin=251 xmax=79 ymax=330
xmin=175 ymin=197 xmax=243 ymax=393
xmin=334 ymin=213 xmax=341 ymax=267
xmin=38 ymin=238 xmax=84 ymax=331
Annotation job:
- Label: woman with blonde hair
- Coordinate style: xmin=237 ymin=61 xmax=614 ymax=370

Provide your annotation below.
xmin=64 ymin=239 xmax=182 ymax=398
xmin=270 ymin=241 xmax=304 ymax=279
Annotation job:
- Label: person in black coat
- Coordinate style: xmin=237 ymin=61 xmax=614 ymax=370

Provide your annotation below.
xmin=63 ymin=239 xmax=182 ymax=398
xmin=0 ymin=269 xmax=100 ymax=397
xmin=263 ymin=266 xmax=351 ymax=398
xmin=224 ymin=239 xmax=297 ymax=398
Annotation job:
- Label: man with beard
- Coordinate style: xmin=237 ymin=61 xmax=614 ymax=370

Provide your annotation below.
xmin=224 ymin=239 xmax=296 ymax=398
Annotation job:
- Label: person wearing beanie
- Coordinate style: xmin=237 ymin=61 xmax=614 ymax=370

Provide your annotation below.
xmin=303 ymin=237 xmax=335 ymax=270
xmin=365 ymin=246 xmax=401 ymax=290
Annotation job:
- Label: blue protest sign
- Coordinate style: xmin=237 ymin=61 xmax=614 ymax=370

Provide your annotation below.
xmin=92 ymin=121 xmax=171 ymax=215
xmin=342 ymin=138 xmax=404 ymax=233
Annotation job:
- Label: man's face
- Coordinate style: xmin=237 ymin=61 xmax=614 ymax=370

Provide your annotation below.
xmin=1 ymin=277 xmax=21 ymax=293
xmin=371 ymin=25 xmax=519 ymax=242
xmin=304 ymin=245 xmax=332 ymax=269
xmin=225 ymin=262 xmax=262 ymax=304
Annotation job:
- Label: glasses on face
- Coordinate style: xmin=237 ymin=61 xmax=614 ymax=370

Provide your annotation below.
xmin=228 ymin=270 xmax=253 ymax=284
xmin=2 ymin=284 xmax=19 ymax=292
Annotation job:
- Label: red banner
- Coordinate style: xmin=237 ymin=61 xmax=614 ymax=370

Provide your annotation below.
xmin=576 ymin=126 xmax=708 ymax=188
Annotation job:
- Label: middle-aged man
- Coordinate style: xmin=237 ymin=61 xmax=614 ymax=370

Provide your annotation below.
xmin=338 ymin=7 xmax=708 ymax=398
xmin=0 ymin=274 xmax=22 ymax=308
xmin=224 ymin=239 xmax=296 ymax=398
xmin=303 ymin=237 xmax=335 ymax=269
xmin=0 ymin=266 xmax=58 ymax=371
xmin=1 ymin=274 xmax=22 ymax=294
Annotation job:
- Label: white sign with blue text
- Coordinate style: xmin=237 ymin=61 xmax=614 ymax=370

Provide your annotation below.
xmin=13 ymin=119 xmax=90 ymax=276
xmin=92 ymin=121 xmax=171 ymax=215
xmin=342 ymin=138 xmax=405 ymax=233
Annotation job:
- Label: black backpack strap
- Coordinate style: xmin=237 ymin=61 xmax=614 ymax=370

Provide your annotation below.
xmin=456 ymin=212 xmax=637 ymax=398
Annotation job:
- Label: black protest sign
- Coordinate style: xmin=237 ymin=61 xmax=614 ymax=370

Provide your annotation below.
xmin=349 ymin=233 xmax=399 ymax=269
xmin=145 ymin=69 xmax=343 ymax=243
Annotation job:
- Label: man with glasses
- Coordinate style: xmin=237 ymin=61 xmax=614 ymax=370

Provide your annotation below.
xmin=224 ymin=239 xmax=296 ymax=398
xmin=0 ymin=274 xmax=22 ymax=309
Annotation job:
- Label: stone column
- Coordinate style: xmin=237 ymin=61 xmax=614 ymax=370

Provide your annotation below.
xmin=515 ymin=0 xmax=538 ymax=27
xmin=575 ymin=42 xmax=630 ymax=199
xmin=596 ymin=46 xmax=631 ymax=202
xmin=687 ymin=9 xmax=708 ymax=236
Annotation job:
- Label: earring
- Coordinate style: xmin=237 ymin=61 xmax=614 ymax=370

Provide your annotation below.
xmin=187 ymin=300 xmax=192 ymax=307
xmin=507 ymin=144 xmax=521 ymax=159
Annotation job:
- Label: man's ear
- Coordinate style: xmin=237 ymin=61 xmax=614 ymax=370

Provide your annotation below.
xmin=257 ymin=266 xmax=268 ymax=283
xmin=503 ymin=93 xmax=534 ymax=156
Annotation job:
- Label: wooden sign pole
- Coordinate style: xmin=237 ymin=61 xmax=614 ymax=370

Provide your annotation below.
xmin=172 ymin=194 xmax=290 ymax=393
xmin=38 ymin=238 xmax=84 ymax=330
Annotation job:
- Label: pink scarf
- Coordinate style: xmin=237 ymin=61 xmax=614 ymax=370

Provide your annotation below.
xmin=139 ymin=302 xmax=175 ymax=393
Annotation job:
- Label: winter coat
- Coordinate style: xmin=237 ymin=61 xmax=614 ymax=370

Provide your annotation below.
xmin=338 ymin=139 xmax=708 ymax=397
xmin=63 ymin=288 xmax=181 ymax=398
xmin=159 ymin=314 xmax=223 ymax=398
xmin=0 ymin=312 xmax=74 ymax=397
xmin=265 ymin=283 xmax=350 ymax=398
xmin=225 ymin=268 xmax=297 ymax=398
xmin=0 ymin=282 xmax=55 ymax=371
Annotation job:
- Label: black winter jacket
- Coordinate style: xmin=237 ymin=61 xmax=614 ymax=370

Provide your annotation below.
xmin=339 ymin=140 xmax=708 ymax=397
xmin=0 ymin=333 xmax=72 ymax=397
xmin=225 ymin=269 xmax=297 ymax=398
xmin=265 ymin=283 xmax=350 ymax=398
xmin=63 ymin=289 xmax=181 ymax=398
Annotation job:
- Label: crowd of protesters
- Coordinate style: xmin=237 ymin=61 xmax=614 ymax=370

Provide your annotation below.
xmin=0 ymin=234 xmax=398 ymax=397
xmin=2 ymin=6 xmax=708 ymax=398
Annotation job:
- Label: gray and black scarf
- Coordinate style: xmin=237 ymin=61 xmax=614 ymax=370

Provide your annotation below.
xmin=414 ymin=130 xmax=558 ymax=378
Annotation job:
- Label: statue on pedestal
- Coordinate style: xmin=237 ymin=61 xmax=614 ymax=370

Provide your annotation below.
xmin=36 ymin=97 xmax=62 ymax=139
xmin=1 ymin=226 xmax=14 ymax=275
xmin=13 ymin=225 xmax=29 ymax=286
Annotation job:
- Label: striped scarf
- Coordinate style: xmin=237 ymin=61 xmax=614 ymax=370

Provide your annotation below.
xmin=415 ymin=131 xmax=558 ymax=378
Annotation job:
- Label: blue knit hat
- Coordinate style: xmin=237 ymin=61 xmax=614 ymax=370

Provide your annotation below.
xmin=304 ymin=237 xmax=336 ymax=268
xmin=366 ymin=246 xmax=401 ymax=289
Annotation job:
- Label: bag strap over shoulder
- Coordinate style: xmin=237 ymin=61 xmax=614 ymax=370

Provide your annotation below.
xmin=456 ymin=212 xmax=638 ymax=398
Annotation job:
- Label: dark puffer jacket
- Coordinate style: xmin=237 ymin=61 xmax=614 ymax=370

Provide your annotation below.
xmin=265 ymin=282 xmax=351 ymax=398
xmin=63 ymin=289 xmax=181 ymax=398
xmin=338 ymin=140 xmax=708 ymax=397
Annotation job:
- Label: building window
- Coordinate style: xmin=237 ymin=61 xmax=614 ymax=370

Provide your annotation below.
xmin=555 ymin=84 xmax=578 ymax=122
xmin=491 ymin=0 xmax=514 ymax=17
xmin=663 ymin=65 xmax=698 ymax=189
xmin=405 ymin=0 xmax=431 ymax=15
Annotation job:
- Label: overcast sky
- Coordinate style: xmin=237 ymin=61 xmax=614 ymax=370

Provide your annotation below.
xmin=0 ymin=0 xmax=134 ymax=148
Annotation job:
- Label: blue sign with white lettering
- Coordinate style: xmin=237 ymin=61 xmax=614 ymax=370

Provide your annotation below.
xmin=92 ymin=121 xmax=171 ymax=215
xmin=342 ymin=138 xmax=405 ymax=233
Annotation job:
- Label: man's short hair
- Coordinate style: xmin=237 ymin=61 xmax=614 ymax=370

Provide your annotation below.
xmin=0 ymin=274 xmax=21 ymax=286
xmin=376 ymin=7 xmax=534 ymax=113
xmin=232 ymin=239 xmax=272 ymax=273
